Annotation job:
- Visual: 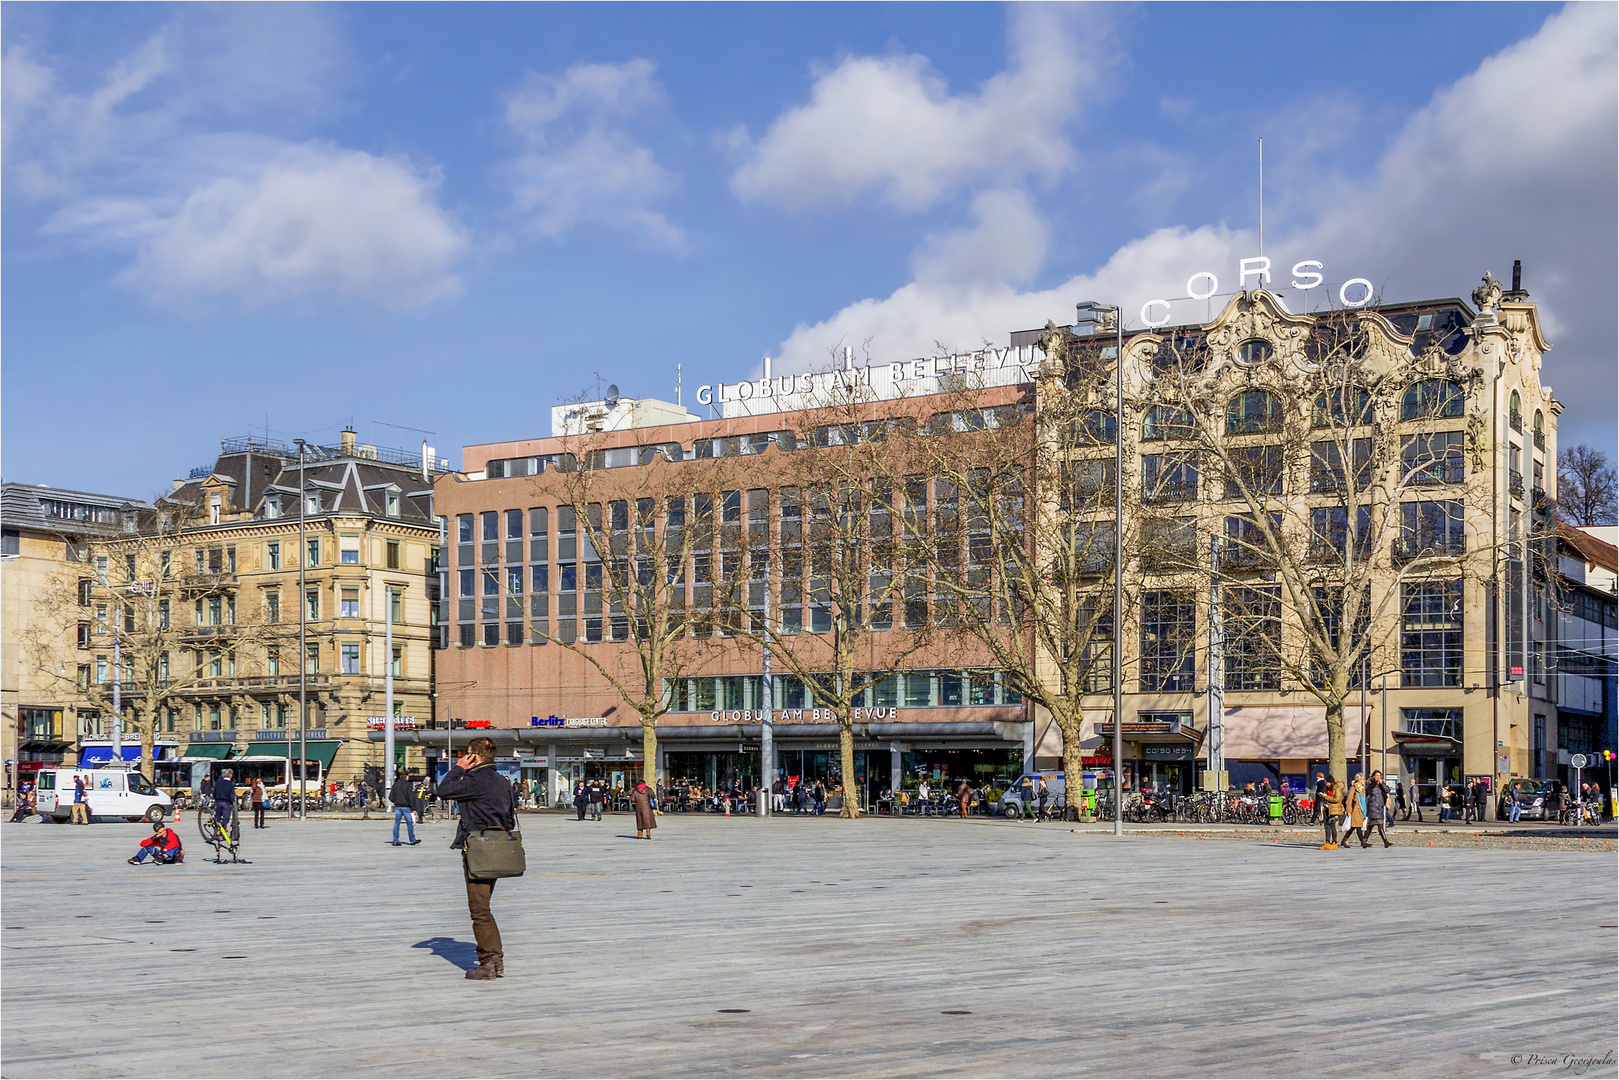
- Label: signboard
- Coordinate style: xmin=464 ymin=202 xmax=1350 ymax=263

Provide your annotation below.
xmin=530 ymin=716 xmax=609 ymax=728
xmin=1570 ymin=753 xmax=1588 ymax=769
xmin=1143 ymin=745 xmax=1195 ymax=761
xmin=712 ymin=708 xmax=902 ymax=723
xmin=366 ymin=716 xmax=416 ymax=730
xmin=1120 ymin=721 xmax=1180 ymax=736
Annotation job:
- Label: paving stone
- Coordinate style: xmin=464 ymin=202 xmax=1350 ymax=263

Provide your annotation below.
xmin=1 ymin=814 xmax=1614 ymax=1078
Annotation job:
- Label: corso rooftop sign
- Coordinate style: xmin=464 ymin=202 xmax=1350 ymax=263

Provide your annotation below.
xmin=1138 ymin=258 xmax=1374 ymax=328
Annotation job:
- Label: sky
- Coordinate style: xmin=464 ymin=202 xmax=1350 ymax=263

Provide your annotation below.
xmin=4 ymin=2 xmax=1614 ymax=499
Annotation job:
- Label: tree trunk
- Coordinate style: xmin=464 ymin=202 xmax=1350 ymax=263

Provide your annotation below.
xmin=1325 ymin=698 xmax=1346 ymax=784
xmin=642 ymin=717 xmax=659 ymax=791
xmin=837 ymin=720 xmax=860 ymax=818
xmin=1059 ymin=710 xmax=1086 ymax=821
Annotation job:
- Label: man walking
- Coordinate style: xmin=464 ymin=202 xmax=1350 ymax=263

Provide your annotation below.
xmin=1311 ymin=773 xmax=1327 ymax=825
xmin=573 ymin=782 xmax=587 ymax=821
xmin=390 ymin=770 xmax=420 ymax=847
xmin=71 ymin=773 xmax=90 ymax=824
xmin=588 ymin=779 xmax=604 ymax=821
xmin=435 ymin=737 xmax=512 ymax=981
xmin=1407 ymin=776 xmax=1422 ymax=822
xmin=1363 ymin=771 xmax=1391 ymax=848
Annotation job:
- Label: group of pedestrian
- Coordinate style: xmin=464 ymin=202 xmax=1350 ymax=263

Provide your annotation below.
xmin=1318 ymin=770 xmax=1394 ymax=850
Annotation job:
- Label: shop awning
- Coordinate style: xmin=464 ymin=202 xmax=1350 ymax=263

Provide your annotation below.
xmin=79 ymin=745 xmax=148 ymax=767
xmin=234 ymin=741 xmax=340 ymax=770
xmin=1217 ymin=706 xmax=1367 ymax=761
xmin=184 ymin=744 xmax=234 ymax=759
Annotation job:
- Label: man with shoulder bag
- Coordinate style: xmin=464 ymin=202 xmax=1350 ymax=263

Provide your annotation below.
xmin=435 ymin=737 xmax=524 ymax=981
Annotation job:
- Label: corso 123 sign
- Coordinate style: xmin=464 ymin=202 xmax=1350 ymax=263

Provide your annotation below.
xmin=1138 ymin=258 xmax=1374 ymax=328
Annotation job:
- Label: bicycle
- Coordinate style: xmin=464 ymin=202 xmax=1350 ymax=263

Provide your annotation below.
xmin=196 ymin=802 xmax=250 ymax=864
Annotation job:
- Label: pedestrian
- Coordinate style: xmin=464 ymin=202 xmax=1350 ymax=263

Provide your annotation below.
xmin=1311 ymin=773 xmax=1327 ymax=825
xmin=631 ymin=778 xmax=657 ymax=839
xmin=813 ymin=780 xmax=826 ymax=816
xmin=1462 ymin=779 xmax=1476 ymax=824
xmin=212 ymin=769 xmax=237 ymax=833
xmin=1363 ymin=771 xmax=1392 ymax=848
xmin=1341 ymin=775 xmax=1366 ymax=849
xmin=434 ymin=738 xmax=513 ymax=980
xmin=1407 ymin=776 xmax=1421 ymax=822
xmin=588 ymin=779 xmax=604 ymax=821
xmin=1319 ymin=777 xmax=1345 ymax=848
xmin=250 ymin=778 xmax=267 ymax=830
xmin=1476 ymin=781 xmax=1490 ymax=823
xmin=1438 ymin=783 xmax=1452 ymax=822
xmin=1392 ymin=777 xmax=1407 ymax=822
xmin=71 ymin=773 xmax=90 ymax=824
xmin=390 ymin=770 xmax=420 ymax=846
xmin=957 ymin=778 xmax=971 ymax=818
xmin=10 ymin=777 xmax=35 ymax=823
xmin=1037 ymin=777 xmax=1050 ymax=820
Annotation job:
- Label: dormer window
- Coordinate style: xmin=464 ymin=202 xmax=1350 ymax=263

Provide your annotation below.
xmin=264 ymin=496 xmax=282 ymax=519
xmin=386 ymin=491 xmax=401 ymax=518
xmin=305 ymin=492 xmax=320 ymax=515
xmin=209 ymin=494 xmax=222 ymax=524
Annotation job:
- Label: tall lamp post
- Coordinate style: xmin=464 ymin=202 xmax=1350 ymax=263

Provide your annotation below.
xmin=294 ymin=439 xmax=309 ymax=821
xmin=1075 ymin=300 xmax=1126 ymax=837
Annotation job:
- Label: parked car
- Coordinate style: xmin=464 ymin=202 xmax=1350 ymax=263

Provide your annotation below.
xmin=1499 ymin=778 xmax=1550 ymax=821
xmin=999 ymin=773 xmax=1066 ymax=818
xmin=34 ymin=767 xmax=173 ymax=823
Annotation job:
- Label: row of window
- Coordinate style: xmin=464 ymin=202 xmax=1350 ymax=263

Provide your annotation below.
xmin=660 ymin=670 xmax=1026 ymax=712
xmin=76 ymin=639 xmax=409 ymax=684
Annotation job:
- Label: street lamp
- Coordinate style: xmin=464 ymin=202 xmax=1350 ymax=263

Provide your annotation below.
xmin=295 ymin=439 xmax=308 ymax=821
xmin=1075 ymin=301 xmax=1125 ymax=837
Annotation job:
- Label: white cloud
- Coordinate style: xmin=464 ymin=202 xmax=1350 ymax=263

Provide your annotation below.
xmin=5 ymin=11 xmax=467 ymax=309
xmin=775 ymin=3 xmax=1618 ymax=449
xmin=910 ymin=188 xmax=1048 ymax=287
xmin=109 ymin=145 xmax=466 ymax=308
xmin=729 ymin=4 xmax=1105 ymax=211
xmin=504 ymin=60 xmax=681 ymax=246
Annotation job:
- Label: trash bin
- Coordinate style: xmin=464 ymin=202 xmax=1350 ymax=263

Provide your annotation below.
xmin=1268 ymin=796 xmax=1284 ymax=820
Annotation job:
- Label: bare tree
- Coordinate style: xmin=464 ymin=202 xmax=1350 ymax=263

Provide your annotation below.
xmin=1138 ymin=299 xmax=1495 ymax=782
xmin=28 ymin=507 xmax=289 ymax=781
xmin=1557 ymin=444 xmax=1618 ymax=526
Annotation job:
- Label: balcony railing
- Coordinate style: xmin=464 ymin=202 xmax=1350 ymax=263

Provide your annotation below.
xmin=1143 ymin=482 xmax=1198 ymax=505
xmin=1509 ymin=410 xmax=1523 ymax=433
xmin=1217 ymin=545 xmax=1277 ymax=571
xmin=1508 ymin=470 xmax=1524 ymax=498
xmin=1532 ymin=428 xmax=1545 ymax=451
xmin=1306 ymin=540 xmax=1371 ymax=565
xmin=1393 ymin=536 xmax=1466 ymax=562
xmin=1532 ymin=487 xmax=1549 ymax=511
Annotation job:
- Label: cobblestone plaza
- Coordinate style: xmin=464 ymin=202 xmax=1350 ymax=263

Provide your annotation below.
xmin=2 ymin=814 xmax=1614 ymax=1078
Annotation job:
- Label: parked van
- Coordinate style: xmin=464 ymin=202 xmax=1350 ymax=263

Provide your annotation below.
xmin=34 ymin=768 xmax=173 ymax=823
xmin=998 ymin=773 xmax=1066 ymax=818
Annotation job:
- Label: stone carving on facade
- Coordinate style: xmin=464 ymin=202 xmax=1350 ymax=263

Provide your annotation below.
xmin=1471 ymin=272 xmax=1502 ymax=321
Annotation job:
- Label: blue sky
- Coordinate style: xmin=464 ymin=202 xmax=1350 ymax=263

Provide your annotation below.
xmin=4 ymin=2 xmax=1614 ymax=497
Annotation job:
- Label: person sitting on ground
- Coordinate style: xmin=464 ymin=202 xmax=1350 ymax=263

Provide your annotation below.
xmin=129 ymin=820 xmax=183 ymax=864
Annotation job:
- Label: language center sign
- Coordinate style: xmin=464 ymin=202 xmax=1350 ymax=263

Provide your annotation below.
xmin=530 ymin=715 xmax=609 ymax=728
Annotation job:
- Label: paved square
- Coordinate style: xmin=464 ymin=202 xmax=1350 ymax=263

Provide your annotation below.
xmin=2 ymin=813 xmax=1614 ymax=1078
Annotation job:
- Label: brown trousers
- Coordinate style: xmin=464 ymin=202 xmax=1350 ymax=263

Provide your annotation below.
xmin=462 ymin=856 xmax=503 ymax=966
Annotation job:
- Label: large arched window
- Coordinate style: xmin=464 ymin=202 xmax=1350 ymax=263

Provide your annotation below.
xmin=1142 ymin=405 xmax=1194 ymax=441
xmin=1312 ymin=387 xmax=1373 ymax=428
xmin=1226 ymin=390 xmax=1282 ymax=435
xmin=1400 ymin=380 xmax=1464 ymax=421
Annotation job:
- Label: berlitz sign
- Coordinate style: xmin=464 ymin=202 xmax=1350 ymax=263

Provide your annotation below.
xmin=1139 ymin=258 xmax=1374 ymax=328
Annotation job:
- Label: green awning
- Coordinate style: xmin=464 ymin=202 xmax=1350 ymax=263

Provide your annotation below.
xmin=234 ymin=740 xmax=340 ymax=770
xmin=184 ymin=744 xmax=234 ymax=759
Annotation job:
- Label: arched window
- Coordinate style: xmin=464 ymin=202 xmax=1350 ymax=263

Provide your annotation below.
xmin=1312 ymin=387 xmax=1372 ymax=428
xmin=1400 ymin=380 xmax=1464 ymax=421
xmin=1142 ymin=405 xmax=1194 ymax=441
xmin=1226 ymin=390 xmax=1282 ymax=435
xmin=1533 ymin=410 xmax=1543 ymax=432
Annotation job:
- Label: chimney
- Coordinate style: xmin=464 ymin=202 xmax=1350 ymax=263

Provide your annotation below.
xmin=1511 ymin=260 xmax=1521 ymax=292
xmin=340 ymin=428 xmax=357 ymax=455
xmin=173 ymin=477 xmax=185 ymax=491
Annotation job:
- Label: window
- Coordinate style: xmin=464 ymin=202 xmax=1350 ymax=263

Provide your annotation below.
xmin=1399 ymin=500 xmax=1465 ymax=558
xmin=158 ymin=600 xmax=170 ymax=629
xmin=208 ymin=650 xmax=223 ymax=678
xmin=341 ymin=588 xmax=359 ymax=618
xmin=266 ymin=591 xmax=281 ymax=623
xmin=1071 ymin=410 xmax=1117 ymax=445
xmin=209 ymin=494 xmax=221 ymax=524
xmin=1309 ymin=506 xmax=1371 ymax=561
xmin=268 ymin=542 xmax=281 ymax=570
xmin=1399 ymin=708 xmax=1461 ymax=740
xmin=306 ymin=588 xmax=320 ymax=620
xmin=1 ymin=529 xmax=18 ymax=557
xmin=1401 ymin=380 xmax=1464 ymax=421
xmin=529 ymin=507 xmax=549 ymax=561
xmin=1224 ymin=444 xmax=1284 ymax=498
xmin=1402 ymin=431 xmax=1465 ymax=485
xmin=209 ymin=704 xmax=223 ymax=730
xmin=1402 ymin=580 xmax=1462 ymax=687
xmin=207 ymin=597 xmax=222 ymax=626
xmin=1312 ymin=386 xmax=1372 ymax=428
xmin=265 ymin=495 xmax=283 ymax=519
xmin=1078 ymin=601 xmax=1113 ymax=693
xmin=386 ymin=491 xmax=400 ymax=517
xmin=386 ymin=540 xmax=400 ymax=569
xmin=305 ymin=491 xmax=320 ymax=515
xmin=1310 ymin=439 xmax=1372 ymax=493
xmin=391 ymin=645 xmax=404 ymax=676
xmin=482 ymin=511 xmax=498 ymax=542
xmin=459 ymin=569 xmax=475 ymax=597
xmin=389 ymin=587 xmax=403 ymax=624
xmin=1509 ymin=389 xmax=1522 ymax=430
xmin=1143 ymin=453 xmax=1199 ymax=502
xmin=1140 ymin=590 xmax=1196 ymax=691
xmin=1223 ymin=586 xmax=1280 ymax=690
xmin=458 ymin=514 xmax=474 ymax=543
xmin=266 ymin=649 xmax=279 ymax=677
xmin=96 ymin=602 xmax=109 ymax=631
xmin=1226 ymin=390 xmax=1282 ymax=434
xmin=306 ymin=538 xmax=320 ymax=566
xmin=341 ymin=643 xmax=360 ymax=674
xmin=340 ymin=539 xmax=360 ymax=565
xmin=1141 ymin=405 xmax=1193 ymax=441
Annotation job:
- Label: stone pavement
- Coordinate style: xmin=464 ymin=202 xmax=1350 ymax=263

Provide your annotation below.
xmin=2 ymin=814 xmax=1614 ymax=1079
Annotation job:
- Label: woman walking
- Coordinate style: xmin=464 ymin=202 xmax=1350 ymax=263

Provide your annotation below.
xmin=631 ymin=779 xmax=657 ymax=840
xmin=250 ymin=778 xmax=267 ymax=830
xmin=1319 ymin=777 xmax=1345 ymax=849
xmin=1342 ymin=776 xmax=1367 ymax=849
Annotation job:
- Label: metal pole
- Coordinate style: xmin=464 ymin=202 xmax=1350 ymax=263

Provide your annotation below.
xmin=1360 ymin=670 xmax=1369 ymax=782
xmin=759 ymin=592 xmax=773 ymax=817
xmin=1207 ymin=537 xmax=1222 ymax=785
xmin=385 ymin=586 xmax=395 ymax=803
xmin=296 ymin=439 xmax=308 ymax=821
xmin=112 ymin=601 xmax=123 ymax=764
xmin=1112 ymin=306 xmax=1125 ymax=837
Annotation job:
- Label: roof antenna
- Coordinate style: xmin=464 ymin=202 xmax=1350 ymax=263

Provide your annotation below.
xmin=1257 ymin=136 xmax=1264 ymax=260
xmin=676 ymin=363 xmax=682 ymax=407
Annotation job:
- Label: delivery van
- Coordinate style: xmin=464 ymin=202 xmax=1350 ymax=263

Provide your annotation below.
xmin=35 ymin=768 xmax=173 ymax=823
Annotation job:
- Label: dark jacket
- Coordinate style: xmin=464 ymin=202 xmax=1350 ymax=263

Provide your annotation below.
xmin=1365 ymin=782 xmax=1389 ymax=821
xmin=212 ymin=777 xmax=236 ymax=805
xmin=436 ymin=763 xmax=513 ymax=849
xmin=389 ymin=776 xmax=417 ymax=811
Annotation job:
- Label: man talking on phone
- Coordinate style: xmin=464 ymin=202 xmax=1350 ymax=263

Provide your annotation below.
xmin=435 ymin=737 xmax=512 ymax=980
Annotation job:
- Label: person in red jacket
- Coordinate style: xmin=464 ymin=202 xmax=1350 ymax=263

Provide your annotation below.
xmin=128 ymin=821 xmax=183 ymax=864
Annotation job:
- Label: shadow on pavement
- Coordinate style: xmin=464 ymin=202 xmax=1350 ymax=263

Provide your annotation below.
xmin=412 ymin=936 xmax=477 ymax=970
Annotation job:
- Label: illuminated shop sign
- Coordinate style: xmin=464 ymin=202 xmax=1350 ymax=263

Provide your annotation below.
xmin=530 ymin=715 xmax=609 ymax=728
xmin=709 ymin=708 xmax=902 ymax=723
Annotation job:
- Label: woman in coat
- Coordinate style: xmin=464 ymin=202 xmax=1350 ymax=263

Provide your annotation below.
xmin=1319 ymin=778 xmax=1346 ymax=848
xmin=631 ymin=779 xmax=657 ymax=839
xmin=1342 ymin=776 xmax=1367 ymax=849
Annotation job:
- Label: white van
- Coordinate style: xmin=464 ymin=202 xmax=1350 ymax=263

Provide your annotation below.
xmin=35 ymin=768 xmax=173 ymax=823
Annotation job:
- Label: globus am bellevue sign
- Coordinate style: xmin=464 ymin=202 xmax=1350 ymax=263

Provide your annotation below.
xmin=1137 ymin=257 xmax=1374 ymax=328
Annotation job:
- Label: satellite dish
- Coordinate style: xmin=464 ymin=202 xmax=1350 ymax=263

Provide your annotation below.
xmin=605 ymin=384 xmax=620 ymax=407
